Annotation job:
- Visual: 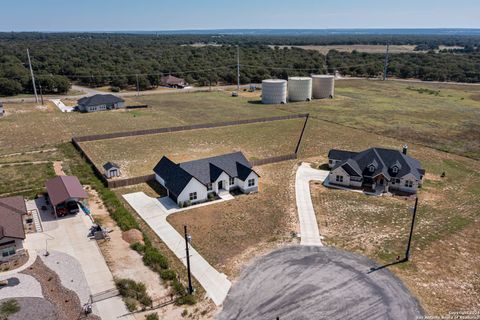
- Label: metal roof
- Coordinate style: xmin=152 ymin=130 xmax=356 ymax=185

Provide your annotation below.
xmin=0 ymin=196 xmax=27 ymax=240
xmin=45 ymin=176 xmax=88 ymax=206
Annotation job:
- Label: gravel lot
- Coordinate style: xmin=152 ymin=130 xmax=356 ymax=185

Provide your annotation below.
xmin=39 ymin=250 xmax=91 ymax=304
xmin=22 ymin=258 xmax=100 ymax=320
xmin=0 ymin=274 xmax=42 ymax=300
xmin=0 ymin=297 xmax=56 ymax=320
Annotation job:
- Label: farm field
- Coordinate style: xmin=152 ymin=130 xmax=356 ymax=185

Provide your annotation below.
xmin=78 ymin=118 xmax=304 ymax=177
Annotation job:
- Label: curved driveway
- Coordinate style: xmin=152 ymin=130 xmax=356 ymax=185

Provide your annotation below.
xmin=218 ymin=246 xmax=423 ymax=320
xmin=295 ymin=163 xmax=329 ymax=246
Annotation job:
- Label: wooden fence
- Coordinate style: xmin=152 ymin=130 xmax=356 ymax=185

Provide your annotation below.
xmin=72 ymin=113 xmax=309 ymax=143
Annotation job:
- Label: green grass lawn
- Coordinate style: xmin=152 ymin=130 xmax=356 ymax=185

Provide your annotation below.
xmin=0 ymin=162 xmax=56 ymax=197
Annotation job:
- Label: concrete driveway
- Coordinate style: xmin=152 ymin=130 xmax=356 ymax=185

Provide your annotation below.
xmin=26 ymin=205 xmax=133 ymax=319
xmin=123 ymin=192 xmax=231 ymax=306
xmin=295 ymin=163 xmax=329 ymax=246
xmin=218 ymin=246 xmax=423 ymax=320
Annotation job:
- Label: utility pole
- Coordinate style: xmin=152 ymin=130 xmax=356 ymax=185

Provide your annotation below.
xmin=184 ymin=225 xmax=194 ymax=295
xmin=136 ymin=74 xmax=140 ymax=96
xmin=39 ymin=84 xmax=44 ymax=105
xmin=236 ymin=45 xmax=240 ymax=91
xmin=27 ymin=48 xmax=39 ymax=103
xmin=383 ymin=44 xmax=390 ymax=81
xmin=405 ymin=196 xmax=419 ymax=261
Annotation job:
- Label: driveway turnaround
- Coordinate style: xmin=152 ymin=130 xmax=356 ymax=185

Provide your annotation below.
xmin=123 ymin=192 xmax=232 ymax=306
xmin=218 ymin=246 xmax=423 ymax=320
xmin=295 ymin=163 xmax=329 ymax=246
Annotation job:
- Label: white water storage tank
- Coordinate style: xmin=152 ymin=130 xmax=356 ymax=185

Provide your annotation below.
xmin=312 ymin=75 xmax=335 ymax=99
xmin=262 ymin=79 xmax=287 ymax=104
xmin=288 ymin=77 xmax=312 ymax=102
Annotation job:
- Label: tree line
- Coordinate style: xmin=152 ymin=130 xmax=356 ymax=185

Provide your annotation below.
xmin=0 ymin=33 xmax=479 ymax=96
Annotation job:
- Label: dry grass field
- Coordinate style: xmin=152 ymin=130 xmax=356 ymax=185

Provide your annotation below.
xmin=78 ymin=118 xmax=304 ymax=177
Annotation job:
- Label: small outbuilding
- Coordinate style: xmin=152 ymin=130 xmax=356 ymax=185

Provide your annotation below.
xmin=103 ymin=162 xmax=121 ymax=179
xmin=45 ymin=176 xmax=88 ymax=217
xmin=0 ymin=196 xmax=27 ymax=262
xmin=77 ymin=94 xmax=125 ymax=113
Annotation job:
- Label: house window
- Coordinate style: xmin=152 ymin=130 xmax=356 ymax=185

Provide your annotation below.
xmin=369 ymin=165 xmax=375 ymax=172
xmin=392 ymin=166 xmax=398 ymax=173
xmin=248 ymin=179 xmax=255 ymax=187
xmin=189 ymin=192 xmax=197 ymax=201
xmin=1 ymin=247 xmax=16 ymax=257
xmin=336 ymin=175 xmax=344 ymax=182
xmin=207 ymin=183 xmax=212 ymax=191
xmin=229 ymin=177 xmax=235 ymax=185
xmin=405 ymin=180 xmax=413 ymax=188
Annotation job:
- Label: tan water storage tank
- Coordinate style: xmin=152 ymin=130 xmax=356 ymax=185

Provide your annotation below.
xmin=262 ymin=79 xmax=287 ymax=104
xmin=312 ymin=75 xmax=335 ymax=99
xmin=288 ymin=77 xmax=312 ymax=102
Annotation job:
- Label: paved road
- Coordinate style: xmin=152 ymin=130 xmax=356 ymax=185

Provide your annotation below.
xmin=123 ymin=192 xmax=232 ymax=306
xmin=218 ymin=245 xmax=423 ymax=320
xmin=295 ymin=163 xmax=329 ymax=246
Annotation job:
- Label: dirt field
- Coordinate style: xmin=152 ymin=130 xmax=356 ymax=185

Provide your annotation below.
xmin=79 ymin=118 xmax=304 ymax=178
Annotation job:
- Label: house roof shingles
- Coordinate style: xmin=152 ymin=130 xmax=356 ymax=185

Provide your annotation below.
xmin=331 ymin=147 xmax=424 ymax=181
xmin=103 ymin=162 xmax=120 ymax=171
xmin=0 ymin=196 xmax=27 ymax=240
xmin=45 ymin=176 xmax=88 ymax=206
xmin=161 ymin=75 xmax=186 ymax=85
xmin=153 ymin=152 xmax=257 ymax=194
xmin=77 ymin=94 xmax=124 ymax=107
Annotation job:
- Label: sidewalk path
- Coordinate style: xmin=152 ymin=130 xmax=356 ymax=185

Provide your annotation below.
xmin=295 ymin=163 xmax=329 ymax=246
xmin=123 ymin=192 xmax=231 ymax=306
xmin=50 ymin=99 xmax=74 ymax=112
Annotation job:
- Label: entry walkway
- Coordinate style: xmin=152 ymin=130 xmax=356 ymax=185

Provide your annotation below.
xmin=123 ymin=192 xmax=231 ymax=306
xmin=295 ymin=163 xmax=329 ymax=246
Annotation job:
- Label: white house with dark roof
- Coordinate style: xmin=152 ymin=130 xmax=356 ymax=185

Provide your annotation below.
xmin=103 ymin=162 xmax=121 ymax=179
xmin=77 ymin=94 xmax=125 ymax=112
xmin=153 ymin=152 xmax=259 ymax=206
xmin=327 ymin=145 xmax=425 ymax=194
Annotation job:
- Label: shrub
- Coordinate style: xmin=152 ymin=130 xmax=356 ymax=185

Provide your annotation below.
xmin=143 ymin=246 xmax=169 ymax=271
xmin=146 ymin=313 xmax=159 ymax=320
xmin=110 ymin=86 xmax=121 ymax=92
xmin=177 ymin=294 xmax=196 ymax=306
xmin=172 ymin=278 xmax=186 ymax=296
xmin=124 ymin=297 xmax=137 ymax=312
xmin=0 ymin=299 xmax=20 ymax=316
xmin=130 ymin=242 xmax=146 ymax=254
xmin=160 ymin=269 xmax=176 ymax=281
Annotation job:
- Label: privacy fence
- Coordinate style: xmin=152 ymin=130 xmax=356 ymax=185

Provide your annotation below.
xmin=72 ymin=113 xmax=309 ymax=189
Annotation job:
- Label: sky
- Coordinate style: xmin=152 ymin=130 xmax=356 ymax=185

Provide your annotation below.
xmin=1 ymin=0 xmax=479 ymax=32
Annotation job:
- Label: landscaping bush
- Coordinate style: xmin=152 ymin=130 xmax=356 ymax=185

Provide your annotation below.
xmin=143 ymin=246 xmax=169 ymax=271
xmin=177 ymin=294 xmax=196 ymax=306
xmin=0 ymin=299 xmax=20 ymax=318
xmin=160 ymin=269 xmax=176 ymax=281
xmin=115 ymin=278 xmax=152 ymax=310
xmin=172 ymin=278 xmax=186 ymax=296
xmin=130 ymin=242 xmax=146 ymax=254
xmin=146 ymin=313 xmax=159 ymax=320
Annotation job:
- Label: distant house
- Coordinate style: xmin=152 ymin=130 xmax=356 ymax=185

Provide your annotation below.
xmin=103 ymin=162 xmax=121 ymax=179
xmin=327 ymin=145 xmax=425 ymax=194
xmin=46 ymin=176 xmax=88 ymax=217
xmin=153 ymin=152 xmax=259 ymax=206
xmin=160 ymin=75 xmax=187 ymax=88
xmin=77 ymin=94 xmax=125 ymax=113
xmin=0 ymin=196 xmax=27 ymax=262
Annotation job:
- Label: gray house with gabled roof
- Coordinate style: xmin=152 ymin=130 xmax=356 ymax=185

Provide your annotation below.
xmin=153 ymin=152 xmax=259 ymax=206
xmin=77 ymin=94 xmax=125 ymax=112
xmin=327 ymin=145 xmax=425 ymax=194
